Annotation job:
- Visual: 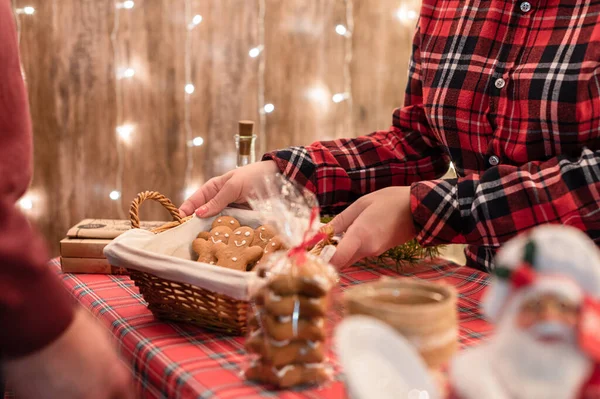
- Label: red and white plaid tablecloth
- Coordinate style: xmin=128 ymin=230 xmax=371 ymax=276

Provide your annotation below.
xmin=45 ymin=258 xmax=490 ymax=399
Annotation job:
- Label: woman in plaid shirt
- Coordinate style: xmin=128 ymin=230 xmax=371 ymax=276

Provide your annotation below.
xmin=182 ymin=0 xmax=600 ymax=272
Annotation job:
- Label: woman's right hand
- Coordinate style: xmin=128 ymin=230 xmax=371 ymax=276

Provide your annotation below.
xmin=179 ymin=160 xmax=279 ymax=218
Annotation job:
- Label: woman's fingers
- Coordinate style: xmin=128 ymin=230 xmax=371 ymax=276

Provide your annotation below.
xmin=179 ymin=178 xmax=220 ymax=217
xmin=329 ymin=232 xmax=362 ymax=269
xmin=328 ymin=198 xmax=368 ymax=235
xmin=327 ymin=198 xmax=371 ymax=269
xmin=328 ymin=199 xmax=389 ymax=269
xmin=195 ymin=181 xmax=242 ymax=218
xmin=179 ymin=174 xmax=232 ymax=217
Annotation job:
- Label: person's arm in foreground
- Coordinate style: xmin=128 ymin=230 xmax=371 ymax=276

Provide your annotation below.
xmin=0 ymin=2 xmax=133 ymax=397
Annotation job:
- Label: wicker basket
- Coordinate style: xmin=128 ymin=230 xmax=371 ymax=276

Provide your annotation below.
xmin=125 ymin=191 xmax=332 ymax=335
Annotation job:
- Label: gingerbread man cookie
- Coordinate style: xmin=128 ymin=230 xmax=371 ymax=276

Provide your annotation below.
xmin=213 ymin=226 xmax=264 ymax=271
xmin=212 ymin=216 xmax=241 ymax=231
xmin=192 ymin=226 xmax=233 ymax=264
xmin=262 ymin=235 xmax=286 ymax=258
xmin=251 ymin=225 xmax=278 ymax=249
xmin=197 ymin=231 xmax=211 ymax=240
xmin=251 ymin=235 xmax=288 ymax=271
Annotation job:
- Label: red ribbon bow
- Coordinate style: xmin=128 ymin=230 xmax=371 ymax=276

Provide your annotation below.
xmin=287 ymin=207 xmax=328 ymax=265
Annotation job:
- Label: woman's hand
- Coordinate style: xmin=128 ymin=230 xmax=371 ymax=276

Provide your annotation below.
xmin=179 ymin=161 xmax=279 ymax=218
xmin=328 ymin=186 xmax=416 ymax=269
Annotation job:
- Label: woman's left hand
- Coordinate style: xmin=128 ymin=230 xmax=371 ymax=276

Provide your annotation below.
xmin=328 ymin=186 xmax=416 ymax=269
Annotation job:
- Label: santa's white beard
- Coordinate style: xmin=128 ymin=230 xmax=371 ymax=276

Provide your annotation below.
xmin=490 ymin=319 xmax=592 ymax=399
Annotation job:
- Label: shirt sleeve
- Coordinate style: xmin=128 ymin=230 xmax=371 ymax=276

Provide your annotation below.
xmin=263 ymin=22 xmax=450 ymax=215
xmin=0 ymin=0 xmax=75 ymax=359
xmin=410 ymin=148 xmax=600 ymax=248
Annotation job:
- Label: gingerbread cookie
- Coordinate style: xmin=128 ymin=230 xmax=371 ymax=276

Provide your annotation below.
xmin=213 ymin=227 xmax=264 ymax=271
xmin=212 ymin=216 xmax=241 ymax=231
xmin=192 ymin=226 xmax=233 ymax=264
xmin=268 ymin=259 xmax=334 ymax=297
xmin=245 ymin=360 xmax=331 ymax=388
xmin=251 ymin=225 xmax=278 ymax=249
xmin=245 ymin=330 xmax=325 ymax=367
xmin=260 ymin=313 xmax=326 ymax=342
xmin=262 ymin=235 xmax=286 ymax=258
xmin=251 ymin=236 xmax=287 ymax=271
xmin=254 ymin=287 xmax=327 ymax=318
xmin=209 ymin=226 xmax=233 ymax=244
xmin=197 ymin=231 xmax=211 ymax=240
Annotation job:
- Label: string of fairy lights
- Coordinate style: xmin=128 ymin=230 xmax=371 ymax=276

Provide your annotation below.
xmin=254 ymin=0 xmax=267 ymax=156
xmin=14 ymin=1 xmax=421 ymax=214
xmin=182 ymin=1 xmax=203 ymax=199
xmin=110 ymin=1 xmax=133 ymax=219
xmin=334 ymin=0 xmax=355 ymax=129
xmin=13 ymin=1 xmax=34 ymax=212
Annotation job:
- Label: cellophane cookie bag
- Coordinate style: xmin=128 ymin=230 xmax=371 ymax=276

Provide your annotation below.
xmin=243 ymin=174 xmax=339 ymax=389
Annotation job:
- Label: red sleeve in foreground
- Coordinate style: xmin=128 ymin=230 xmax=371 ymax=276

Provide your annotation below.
xmin=0 ymin=0 xmax=74 ymax=359
xmin=0 ymin=198 xmax=75 ymax=359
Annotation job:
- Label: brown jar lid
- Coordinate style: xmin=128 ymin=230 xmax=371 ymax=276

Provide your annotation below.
xmin=239 ymin=120 xmax=255 ymax=137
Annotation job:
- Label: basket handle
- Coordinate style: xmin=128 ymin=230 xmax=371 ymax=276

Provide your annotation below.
xmin=130 ymin=191 xmax=182 ymax=229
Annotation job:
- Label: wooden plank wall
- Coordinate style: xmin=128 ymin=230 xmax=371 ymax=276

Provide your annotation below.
xmin=14 ymin=0 xmax=420 ymax=254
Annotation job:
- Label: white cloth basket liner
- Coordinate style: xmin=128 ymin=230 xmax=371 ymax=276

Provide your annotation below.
xmin=103 ymin=208 xmax=335 ymax=301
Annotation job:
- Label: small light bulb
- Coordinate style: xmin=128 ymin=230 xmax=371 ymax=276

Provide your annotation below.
xmin=123 ymin=1 xmax=134 ymax=9
xmin=192 ymin=136 xmax=204 ymax=147
xmin=109 ymin=191 xmax=121 ymax=200
xmin=335 ymin=24 xmax=347 ymax=36
xmin=185 ymin=84 xmax=195 ymax=94
xmin=23 ymin=6 xmax=35 ymax=15
xmin=249 ymin=47 xmax=261 ymax=58
xmin=332 ymin=92 xmax=349 ymax=103
xmin=264 ymin=103 xmax=275 ymax=113
xmin=19 ymin=197 xmax=33 ymax=210
xmin=305 ymin=86 xmax=330 ymax=106
xmin=193 ymin=14 xmax=203 ymax=25
xmin=116 ymin=124 xmax=134 ymax=140
xmin=122 ymin=68 xmax=135 ymax=78
xmin=396 ymin=7 xmax=418 ymax=21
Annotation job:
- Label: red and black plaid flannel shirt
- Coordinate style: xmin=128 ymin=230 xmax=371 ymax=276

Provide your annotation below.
xmin=264 ymin=0 xmax=600 ymax=272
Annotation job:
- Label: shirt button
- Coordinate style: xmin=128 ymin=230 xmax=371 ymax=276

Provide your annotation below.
xmin=495 ymin=78 xmax=506 ymax=89
xmin=489 ymin=155 xmax=501 ymax=166
xmin=520 ymin=2 xmax=531 ymax=12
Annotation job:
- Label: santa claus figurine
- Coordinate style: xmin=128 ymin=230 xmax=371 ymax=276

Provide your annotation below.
xmin=449 ymin=225 xmax=600 ymax=399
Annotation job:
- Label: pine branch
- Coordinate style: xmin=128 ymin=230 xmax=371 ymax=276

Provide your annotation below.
xmin=372 ymin=239 xmax=444 ymax=272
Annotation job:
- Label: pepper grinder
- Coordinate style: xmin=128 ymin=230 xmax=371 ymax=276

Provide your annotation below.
xmin=235 ymin=120 xmax=257 ymax=168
